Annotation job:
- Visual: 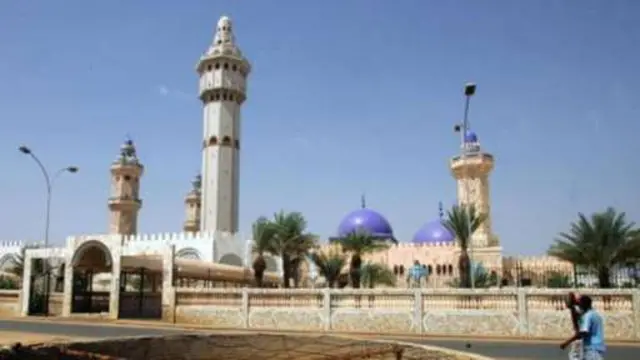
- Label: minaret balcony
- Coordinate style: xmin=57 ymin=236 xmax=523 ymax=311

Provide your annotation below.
xmin=108 ymin=197 xmax=142 ymax=207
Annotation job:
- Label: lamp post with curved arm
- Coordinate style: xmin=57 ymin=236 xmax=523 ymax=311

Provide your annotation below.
xmin=18 ymin=145 xmax=78 ymax=315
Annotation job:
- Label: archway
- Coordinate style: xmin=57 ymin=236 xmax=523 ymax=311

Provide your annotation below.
xmin=0 ymin=253 xmax=16 ymax=272
xmin=219 ymin=253 xmax=243 ymax=266
xmin=176 ymin=247 xmax=202 ymax=260
xmin=70 ymin=241 xmax=113 ymax=314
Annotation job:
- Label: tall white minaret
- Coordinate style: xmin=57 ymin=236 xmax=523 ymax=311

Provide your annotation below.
xmin=196 ymin=16 xmax=251 ymax=233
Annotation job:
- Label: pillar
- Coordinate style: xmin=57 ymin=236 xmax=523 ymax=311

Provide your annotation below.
xmin=20 ymin=252 xmax=33 ymax=316
xmin=161 ymin=244 xmax=176 ymax=322
xmin=62 ymin=256 xmax=74 ymax=317
xmin=108 ymin=247 xmax=122 ymax=320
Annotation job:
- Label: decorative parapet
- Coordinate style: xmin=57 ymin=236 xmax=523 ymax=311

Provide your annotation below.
xmin=171 ymin=287 xmax=640 ymax=341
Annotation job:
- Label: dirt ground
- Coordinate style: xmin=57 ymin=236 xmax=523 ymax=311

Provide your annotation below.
xmin=0 ymin=331 xmax=91 ymax=346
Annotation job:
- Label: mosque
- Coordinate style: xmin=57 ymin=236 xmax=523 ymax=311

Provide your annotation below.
xmin=0 ymin=15 xmax=572 ymax=288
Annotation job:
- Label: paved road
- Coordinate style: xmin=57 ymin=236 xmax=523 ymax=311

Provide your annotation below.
xmin=0 ymin=319 xmax=636 ymax=359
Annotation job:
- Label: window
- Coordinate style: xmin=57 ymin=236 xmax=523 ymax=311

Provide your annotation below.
xmin=215 ymin=63 xmax=220 ymax=70
xmin=223 ymin=63 xmax=229 ymax=70
xmin=222 ymin=136 xmax=231 ymax=145
xmin=207 ymin=65 xmax=212 ymax=71
xmin=232 ymin=64 xmax=237 ymax=71
xmin=208 ymin=136 xmax=218 ymax=146
xmin=124 ymin=175 xmax=131 ymax=181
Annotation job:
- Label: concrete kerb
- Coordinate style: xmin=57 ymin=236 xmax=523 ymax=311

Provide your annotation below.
xmin=20 ymin=332 xmax=498 ymax=360
xmin=6 ymin=316 xmax=640 ymax=348
xmin=332 ymin=336 xmax=496 ymax=360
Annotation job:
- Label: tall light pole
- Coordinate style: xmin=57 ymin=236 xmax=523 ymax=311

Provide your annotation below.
xmin=18 ymin=145 xmax=78 ymax=315
xmin=454 ymin=83 xmax=476 ymax=289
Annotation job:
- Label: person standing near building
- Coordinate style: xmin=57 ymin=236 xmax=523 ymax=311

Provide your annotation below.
xmin=407 ymin=261 xmax=427 ymax=288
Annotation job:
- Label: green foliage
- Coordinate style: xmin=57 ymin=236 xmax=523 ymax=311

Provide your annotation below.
xmin=449 ymin=267 xmax=497 ymax=288
xmin=443 ymin=204 xmax=486 ymax=288
xmin=309 ymin=251 xmax=347 ymax=288
xmin=340 ymin=231 xmax=390 ymax=288
xmin=360 ymin=263 xmax=396 ymax=288
xmin=0 ymin=275 xmax=19 ymax=290
xmin=546 ymin=271 xmax=572 ymax=288
xmin=250 ymin=211 xmax=317 ymax=288
xmin=548 ymin=207 xmax=640 ymax=288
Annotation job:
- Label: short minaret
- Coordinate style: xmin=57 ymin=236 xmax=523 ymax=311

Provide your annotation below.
xmin=450 ymin=130 xmax=497 ymax=247
xmin=108 ymin=139 xmax=143 ymax=235
xmin=183 ymin=174 xmax=202 ymax=233
xmin=196 ymin=15 xmax=251 ymax=233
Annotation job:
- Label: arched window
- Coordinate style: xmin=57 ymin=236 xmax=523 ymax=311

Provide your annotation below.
xmin=222 ymin=136 xmax=231 ymax=146
xmin=208 ymin=136 xmax=218 ymax=146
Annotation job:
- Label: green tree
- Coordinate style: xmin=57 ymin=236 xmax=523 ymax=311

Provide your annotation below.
xmin=309 ymin=251 xmax=346 ymax=288
xmin=548 ymin=208 xmax=640 ymax=288
xmin=360 ymin=263 xmax=396 ymax=288
xmin=268 ymin=211 xmax=317 ymax=288
xmin=443 ymin=204 xmax=486 ymax=288
xmin=340 ymin=231 xmax=389 ymax=289
xmin=448 ymin=265 xmax=497 ymax=288
xmin=251 ymin=216 xmax=276 ymax=287
xmin=546 ymin=271 xmax=572 ymax=288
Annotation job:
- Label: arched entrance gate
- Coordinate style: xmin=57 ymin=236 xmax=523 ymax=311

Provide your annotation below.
xmin=70 ymin=240 xmax=112 ymax=314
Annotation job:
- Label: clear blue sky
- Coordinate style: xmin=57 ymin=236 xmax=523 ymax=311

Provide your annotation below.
xmin=1 ymin=1 xmax=639 ymax=255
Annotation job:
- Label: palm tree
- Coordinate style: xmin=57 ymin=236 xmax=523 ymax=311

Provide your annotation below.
xmin=360 ymin=263 xmax=396 ymax=288
xmin=443 ymin=204 xmax=486 ymax=288
xmin=309 ymin=251 xmax=346 ymax=288
xmin=340 ymin=231 xmax=389 ymax=289
xmin=548 ymin=208 xmax=640 ymax=288
xmin=251 ymin=217 xmax=276 ymax=287
xmin=268 ymin=211 xmax=317 ymax=288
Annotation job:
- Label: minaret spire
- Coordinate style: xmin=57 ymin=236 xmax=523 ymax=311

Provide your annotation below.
xmin=361 ymin=193 xmax=366 ymax=209
xmin=438 ymin=201 xmax=444 ymax=220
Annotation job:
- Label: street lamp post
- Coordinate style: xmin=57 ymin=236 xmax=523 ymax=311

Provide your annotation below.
xmin=18 ymin=145 xmax=78 ymax=315
xmin=454 ymin=83 xmax=476 ymax=289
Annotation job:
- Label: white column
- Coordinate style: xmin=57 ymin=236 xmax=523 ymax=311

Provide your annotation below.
xmin=108 ymin=247 xmax=122 ymax=319
xmin=20 ymin=252 xmax=33 ymax=316
xmin=162 ymin=244 xmax=176 ymax=322
xmin=62 ymin=256 xmax=74 ymax=317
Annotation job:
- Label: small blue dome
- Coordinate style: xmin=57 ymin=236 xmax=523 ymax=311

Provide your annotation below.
xmin=337 ymin=208 xmax=394 ymax=238
xmin=412 ymin=220 xmax=455 ymax=244
xmin=464 ymin=130 xmax=478 ymax=143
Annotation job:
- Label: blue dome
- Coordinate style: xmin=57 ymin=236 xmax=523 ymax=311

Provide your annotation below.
xmin=412 ymin=220 xmax=455 ymax=244
xmin=464 ymin=130 xmax=478 ymax=143
xmin=337 ymin=208 xmax=394 ymax=238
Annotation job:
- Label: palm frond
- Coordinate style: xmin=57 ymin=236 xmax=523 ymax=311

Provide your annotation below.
xmin=309 ymin=251 xmax=346 ymax=287
xmin=443 ymin=204 xmax=486 ymax=251
xmin=361 ymin=263 xmax=396 ymax=288
xmin=547 ymin=207 xmax=640 ymax=287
